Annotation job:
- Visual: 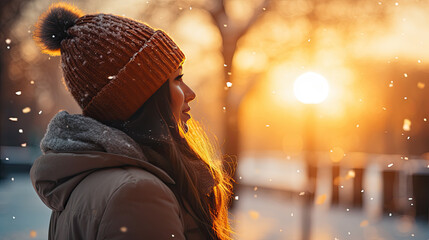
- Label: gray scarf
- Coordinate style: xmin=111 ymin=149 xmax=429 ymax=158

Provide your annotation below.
xmin=41 ymin=111 xmax=144 ymax=159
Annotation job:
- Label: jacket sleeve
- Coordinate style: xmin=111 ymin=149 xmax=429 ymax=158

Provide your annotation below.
xmin=97 ymin=178 xmax=185 ymax=240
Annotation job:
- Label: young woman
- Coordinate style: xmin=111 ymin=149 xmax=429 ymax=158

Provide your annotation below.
xmin=30 ymin=3 xmax=233 ymax=239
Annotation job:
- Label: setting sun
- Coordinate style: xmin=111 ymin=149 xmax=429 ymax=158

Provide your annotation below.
xmin=294 ymin=72 xmax=330 ymax=104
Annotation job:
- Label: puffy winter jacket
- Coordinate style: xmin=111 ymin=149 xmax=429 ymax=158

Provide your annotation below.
xmin=30 ymin=111 xmax=209 ymax=239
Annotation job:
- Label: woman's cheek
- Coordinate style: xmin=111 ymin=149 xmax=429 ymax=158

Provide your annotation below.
xmin=171 ymin=86 xmax=184 ymax=120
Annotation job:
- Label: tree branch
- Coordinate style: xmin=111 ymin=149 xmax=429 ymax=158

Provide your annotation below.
xmin=205 ymin=0 xmax=227 ymax=31
xmin=236 ymin=0 xmax=271 ymax=39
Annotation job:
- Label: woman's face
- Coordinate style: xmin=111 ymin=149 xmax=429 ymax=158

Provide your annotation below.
xmin=168 ymin=66 xmax=196 ymax=125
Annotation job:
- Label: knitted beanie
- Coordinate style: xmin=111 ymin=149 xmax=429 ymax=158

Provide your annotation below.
xmin=33 ymin=3 xmax=185 ymax=122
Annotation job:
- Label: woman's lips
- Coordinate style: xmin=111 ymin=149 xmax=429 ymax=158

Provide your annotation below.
xmin=182 ymin=112 xmax=191 ymax=120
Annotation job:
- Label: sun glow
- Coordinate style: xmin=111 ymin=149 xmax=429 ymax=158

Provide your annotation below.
xmin=294 ymin=72 xmax=329 ymax=104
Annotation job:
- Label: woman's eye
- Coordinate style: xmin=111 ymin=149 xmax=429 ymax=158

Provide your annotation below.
xmin=175 ymin=74 xmax=184 ymax=82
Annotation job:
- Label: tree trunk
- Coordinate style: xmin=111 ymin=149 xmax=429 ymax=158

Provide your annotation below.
xmin=221 ymin=35 xmax=241 ymax=205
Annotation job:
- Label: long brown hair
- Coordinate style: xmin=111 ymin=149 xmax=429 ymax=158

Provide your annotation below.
xmin=108 ymin=81 xmax=233 ymax=239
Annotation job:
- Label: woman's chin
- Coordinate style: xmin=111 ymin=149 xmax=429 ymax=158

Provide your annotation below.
xmin=180 ymin=113 xmax=191 ymax=133
xmin=182 ymin=121 xmax=189 ymax=133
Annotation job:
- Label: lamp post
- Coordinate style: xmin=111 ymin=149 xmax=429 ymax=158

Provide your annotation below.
xmin=293 ymin=72 xmax=329 ymax=240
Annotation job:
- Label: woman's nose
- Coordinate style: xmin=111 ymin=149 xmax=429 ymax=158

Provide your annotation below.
xmin=185 ymin=84 xmax=196 ymax=103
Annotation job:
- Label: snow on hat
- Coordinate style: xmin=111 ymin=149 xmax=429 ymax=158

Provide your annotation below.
xmin=34 ymin=2 xmax=185 ymax=122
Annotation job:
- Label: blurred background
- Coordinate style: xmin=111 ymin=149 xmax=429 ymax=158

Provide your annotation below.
xmin=1 ymin=0 xmax=429 ymax=239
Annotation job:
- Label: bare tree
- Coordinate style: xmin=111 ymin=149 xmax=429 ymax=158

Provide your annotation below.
xmin=203 ymin=0 xmax=271 ymax=182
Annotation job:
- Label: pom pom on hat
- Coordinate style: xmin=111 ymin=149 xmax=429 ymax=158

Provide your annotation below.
xmin=34 ymin=3 xmax=84 ymax=56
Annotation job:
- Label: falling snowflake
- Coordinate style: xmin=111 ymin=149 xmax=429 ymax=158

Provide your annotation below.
xmin=15 ymin=91 xmax=22 ymax=95
xmin=347 ymin=170 xmax=356 ymax=179
xmin=5 ymin=38 xmax=11 ymax=44
xmin=360 ymin=220 xmax=369 ymax=227
xmin=30 ymin=230 xmax=37 ymax=238
xmin=315 ymin=194 xmax=327 ymax=205
xmin=388 ymin=163 xmax=393 ymax=168
xmin=9 ymin=117 xmax=18 ymax=122
xmin=22 ymin=107 xmax=31 ymax=113
xmin=248 ymin=210 xmax=259 ymax=220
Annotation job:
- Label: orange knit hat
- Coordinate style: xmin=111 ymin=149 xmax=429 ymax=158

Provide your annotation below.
xmin=34 ymin=3 xmax=185 ymax=122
